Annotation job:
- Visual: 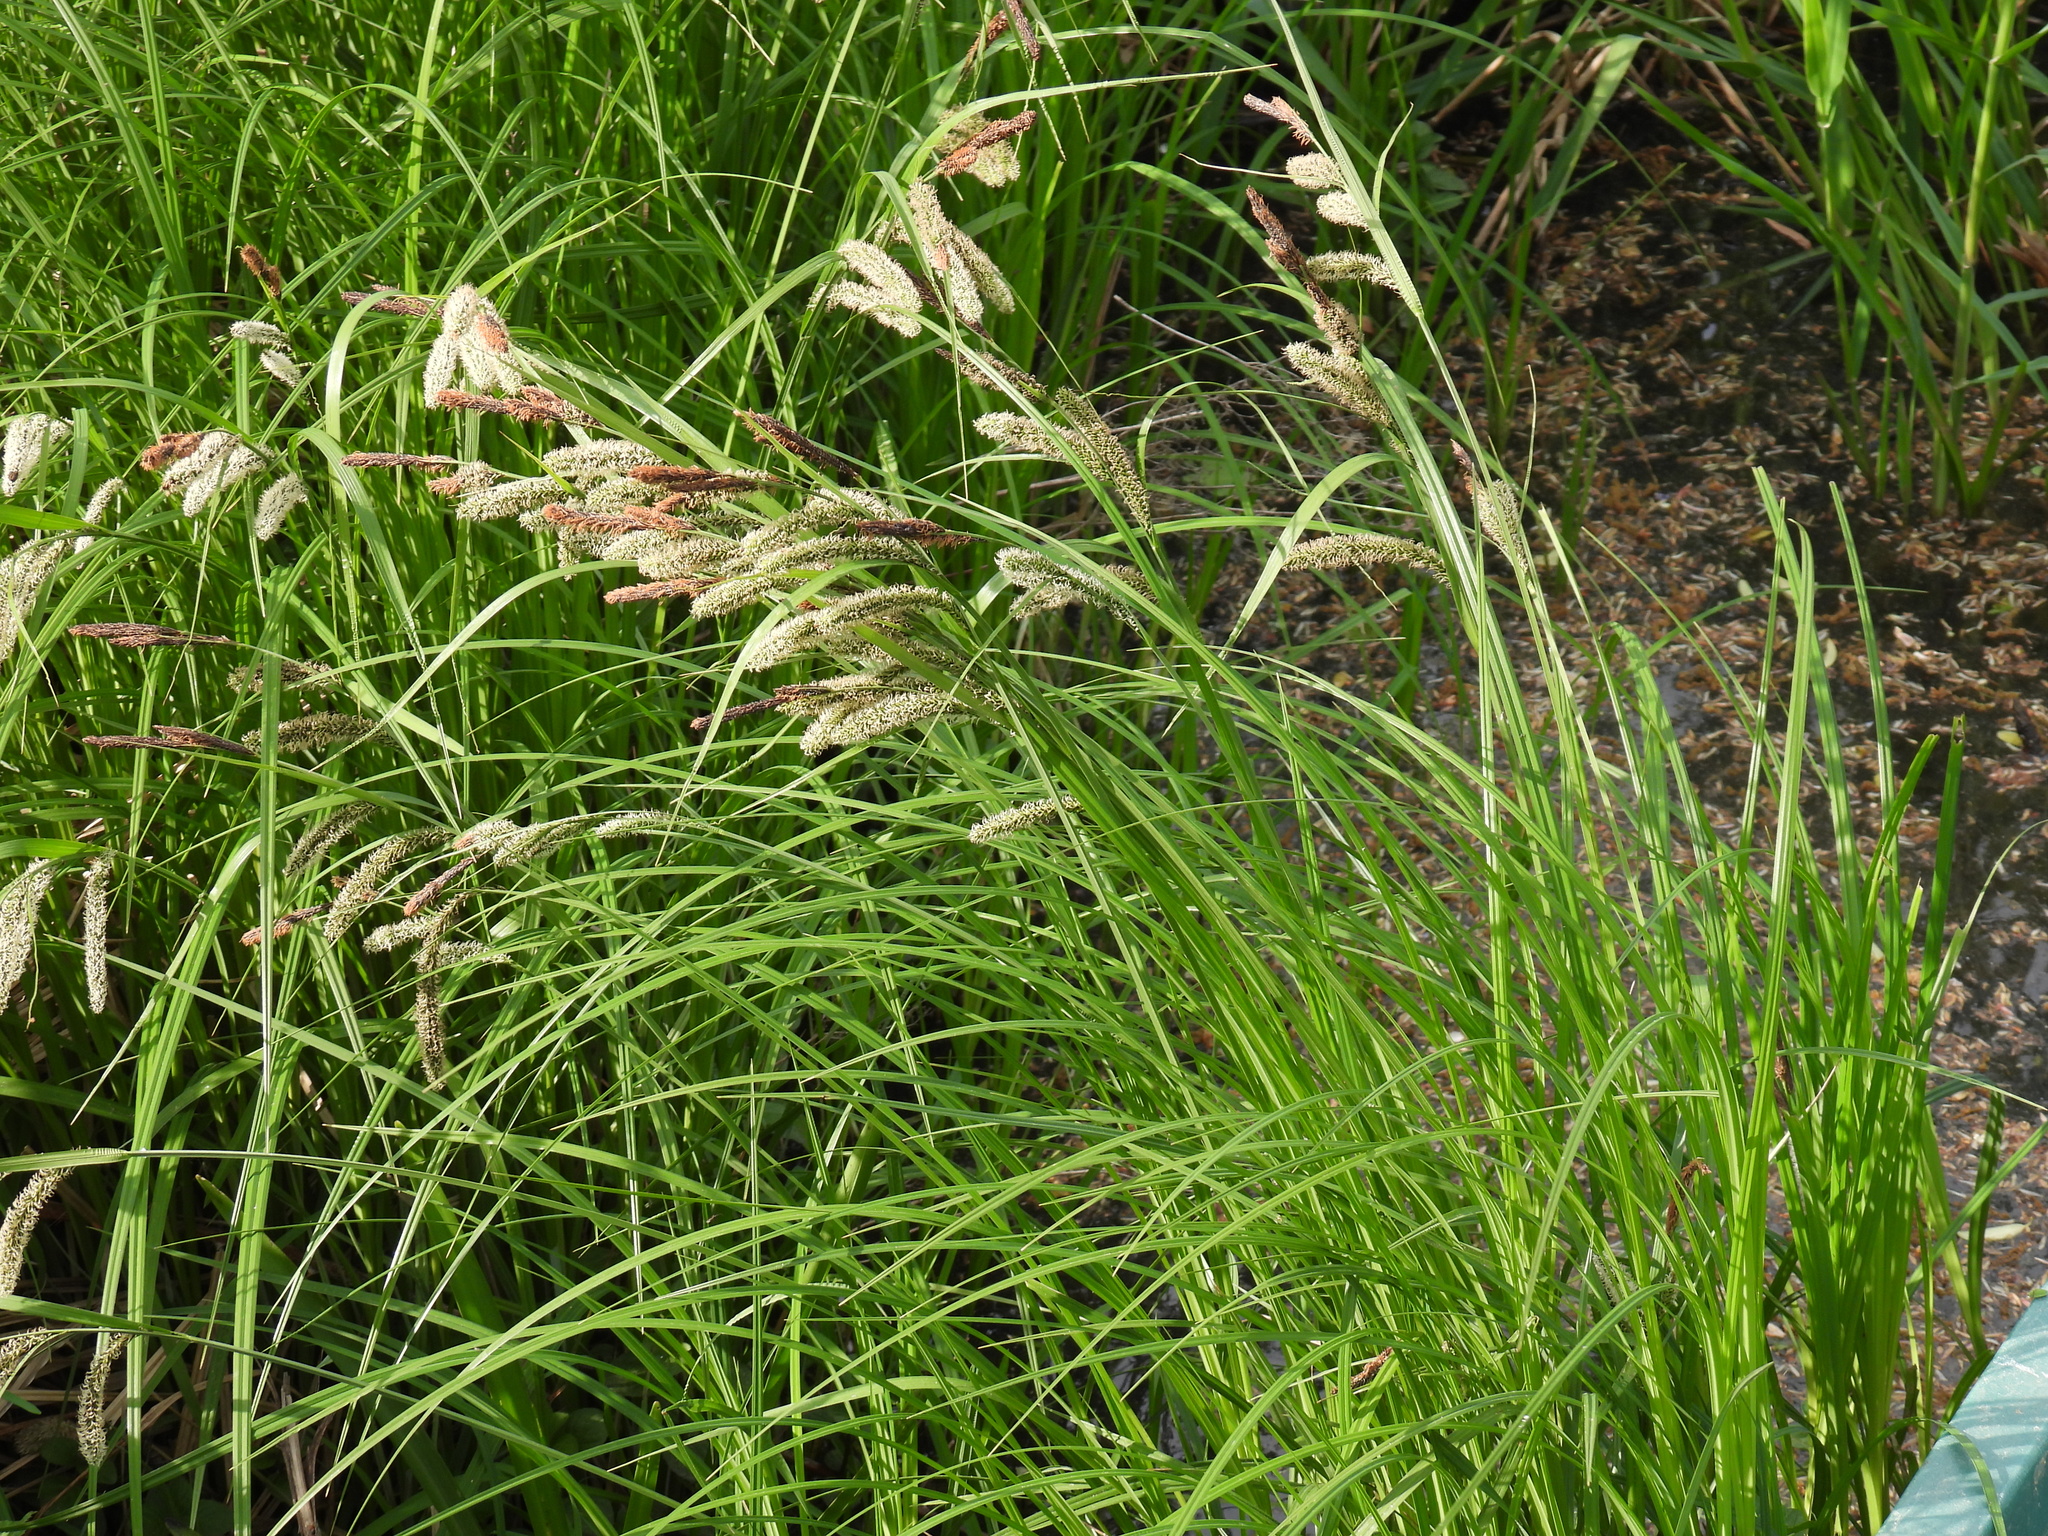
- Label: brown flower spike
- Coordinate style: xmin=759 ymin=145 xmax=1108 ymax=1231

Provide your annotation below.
xmin=68 ymin=623 xmax=234 ymax=649
xmin=735 ymin=410 xmax=861 ymax=478
xmin=239 ymin=244 xmax=284 ymax=298
xmin=935 ymin=111 xmax=1037 ymax=177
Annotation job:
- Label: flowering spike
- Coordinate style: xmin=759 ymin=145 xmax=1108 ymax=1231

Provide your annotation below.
xmin=969 ymin=795 xmax=1081 ymax=843
xmin=0 ymin=1165 xmax=70 ymax=1296
xmin=255 ymin=473 xmax=308 ymax=540
xmin=2 ymin=415 xmax=71 ymax=497
xmin=82 ymin=857 xmax=111 ymax=1014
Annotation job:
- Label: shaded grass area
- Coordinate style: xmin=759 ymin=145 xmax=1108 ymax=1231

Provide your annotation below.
xmin=0 ymin=4 xmax=2037 ymax=1535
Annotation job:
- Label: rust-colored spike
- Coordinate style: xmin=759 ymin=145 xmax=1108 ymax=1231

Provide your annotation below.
xmin=638 ymin=497 xmax=703 ymax=530
xmin=340 ymin=453 xmax=460 ymax=470
xmin=475 ymin=312 xmax=513 ymax=353
xmin=239 ymin=903 xmax=332 ymax=945
xmin=734 ymin=411 xmax=861 ymax=478
xmin=433 ymin=388 xmax=595 ymax=426
xmin=963 ymin=8 xmax=1009 ymax=67
xmin=69 ymin=623 xmax=235 ymax=649
xmin=239 ymin=243 xmax=284 ymax=298
xmin=1349 ymin=1347 xmax=1393 ymax=1391
xmin=138 ymin=432 xmax=206 ymax=473
xmin=935 ymin=110 xmax=1037 ymax=177
xmin=83 ymin=735 xmax=166 ymax=751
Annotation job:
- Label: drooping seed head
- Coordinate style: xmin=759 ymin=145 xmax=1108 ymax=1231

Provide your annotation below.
xmin=258 ymin=350 xmax=304 ymax=387
xmin=323 ymin=830 xmax=451 ymax=944
xmin=284 ymin=802 xmax=376 ymax=882
xmin=229 ymin=319 xmax=291 ymax=349
xmin=77 ymin=1331 xmax=132 ymax=1468
xmin=542 ymin=440 xmax=660 ymax=485
xmin=82 ymin=857 xmax=111 ymax=1014
xmin=82 ymin=478 xmax=123 ymax=527
xmin=1282 ymin=343 xmax=1393 ymax=427
xmin=0 ymin=539 xmax=71 ymax=663
xmin=0 ymin=1165 xmax=70 ymax=1296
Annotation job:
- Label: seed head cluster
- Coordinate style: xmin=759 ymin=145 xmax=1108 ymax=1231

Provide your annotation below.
xmin=817 ymin=240 xmax=925 ymax=337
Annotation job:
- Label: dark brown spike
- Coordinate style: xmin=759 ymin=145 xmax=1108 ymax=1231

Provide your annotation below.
xmin=152 ymin=725 xmax=258 ymax=757
xmin=239 ymin=244 xmax=284 ymax=298
xmin=690 ymin=698 xmax=782 ymax=731
xmin=83 ymin=735 xmax=167 ymax=751
xmin=402 ymin=855 xmax=479 ymax=918
xmin=849 ymin=519 xmax=983 ymax=547
xmin=1000 ymin=0 xmax=1041 ymax=60
xmin=69 ymin=623 xmax=235 ymax=649
xmin=734 ymin=411 xmax=861 ymax=478
xmin=340 ymin=453 xmax=460 ymax=470
xmin=935 ymin=110 xmax=1037 ymax=177
xmin=626 ymin=465 xmax=774 ymax=493
xmin=433 ymin=388 xmax=595 ymax=427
